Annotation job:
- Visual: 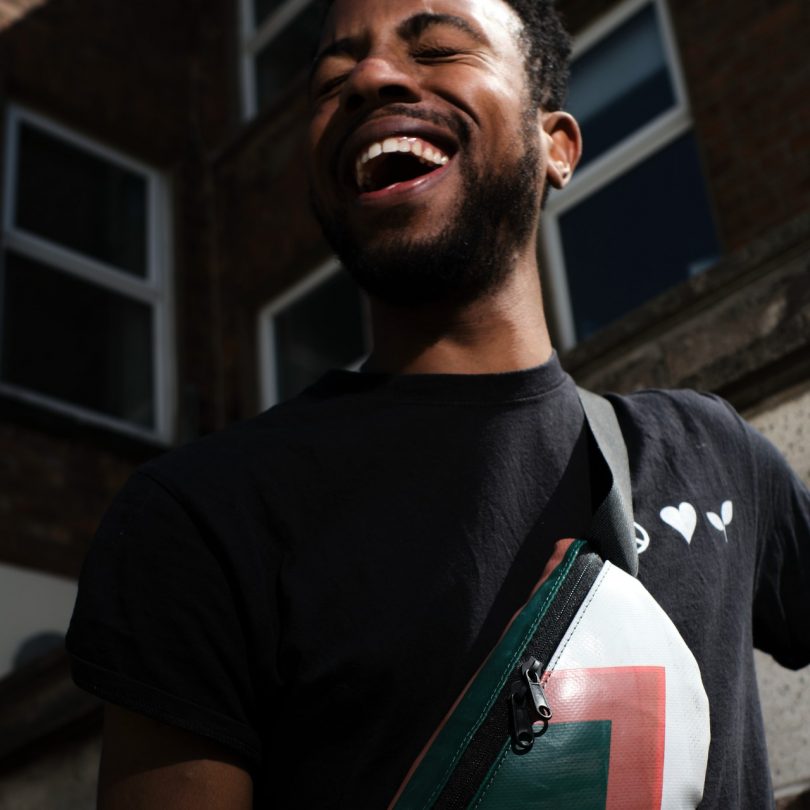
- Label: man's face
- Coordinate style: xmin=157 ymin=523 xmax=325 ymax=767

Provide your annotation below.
xmin=308 ymin=0 xmax=546 ymax=306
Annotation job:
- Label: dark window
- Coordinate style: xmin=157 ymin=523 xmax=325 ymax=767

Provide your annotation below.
xmin=545 ymin=1 xmax=721 ymax=345
xmin=254 ymin=0 xmax=328 ymax=111
xmin=568 ymin=4 xmax=676 ymax=170
xmin=273 ymin=270 xmax=366 ymax=401
xmin=1 ymin=251 xmax=155 ymax=427
xmin=253 ymin=0 xmax=286 ymax=28
xmin=559 ymin=133 xmax=720 ymax=340
xmin=16 ymin=123 xmax=148 ymax=278
xmin=1 ymin=109 xmax=168 ymax=435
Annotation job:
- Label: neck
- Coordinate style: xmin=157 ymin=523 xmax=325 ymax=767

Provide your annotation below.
xmin=364 ymin=255 xmax=553 ymax=375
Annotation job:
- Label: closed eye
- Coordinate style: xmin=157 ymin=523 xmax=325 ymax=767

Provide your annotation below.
xmin=315 ymin=72 xmax=350 ymax=99
xmin=412 ymin=46 xmax=463 ymax=61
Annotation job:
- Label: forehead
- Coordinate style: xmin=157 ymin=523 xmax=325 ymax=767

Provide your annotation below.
xmin=320 ymin=0 xmax=524 ymax=50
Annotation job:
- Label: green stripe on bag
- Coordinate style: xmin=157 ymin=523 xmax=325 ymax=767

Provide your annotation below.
xmin=396 ymin=540 xmax=586 ymax=809
xmin=473 ymin=721 xmax=611 ymax=809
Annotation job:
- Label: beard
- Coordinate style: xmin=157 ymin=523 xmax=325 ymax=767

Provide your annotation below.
xmin=311 ymin=112 xmax=542 ymax=308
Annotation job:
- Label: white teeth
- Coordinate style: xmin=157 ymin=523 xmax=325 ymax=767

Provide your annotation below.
xmin=354 ymin=136 xmax=451 ymax=189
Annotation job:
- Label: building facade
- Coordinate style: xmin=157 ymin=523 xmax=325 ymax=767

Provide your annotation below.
xmin=0 ymin=0 xmax=808 ymax=805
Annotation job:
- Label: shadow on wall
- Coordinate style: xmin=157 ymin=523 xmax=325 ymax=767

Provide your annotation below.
xmin=777 ymin=791 xmax=810 ymax=809
xmin=13 ymin=632 xmax=64 ymax=670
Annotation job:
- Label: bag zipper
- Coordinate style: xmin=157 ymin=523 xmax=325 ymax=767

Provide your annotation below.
xmin=422 ymin=546 xmax=603 ymax=810
xmin=509 ymin=656 xmax=552 ymax=753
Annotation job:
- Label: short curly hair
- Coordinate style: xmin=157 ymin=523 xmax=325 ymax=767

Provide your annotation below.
xmin=502 ymin=0 xmax=571 ymax=111
xmin=319 ymin=0 xmax=572 ymax=111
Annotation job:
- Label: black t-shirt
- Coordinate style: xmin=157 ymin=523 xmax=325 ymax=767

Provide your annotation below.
xmin=67 ymin=356 xmax=810 ymax=808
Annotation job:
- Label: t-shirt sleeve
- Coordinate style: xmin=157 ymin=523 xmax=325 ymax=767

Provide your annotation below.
xmin=66 ymin=469 xmax=264 ymax=763
xmin=724 ymin=402 xmax=810 ymax=670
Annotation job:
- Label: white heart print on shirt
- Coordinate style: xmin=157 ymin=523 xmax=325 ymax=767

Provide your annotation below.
xmin=660 ymin=502 xmax=697 ymax=544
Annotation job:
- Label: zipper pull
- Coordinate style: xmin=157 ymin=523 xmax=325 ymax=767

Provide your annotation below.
xmin=509 ymin=658 xmax=553 ymax=753
xmin=509 ymin=685 xmax=535 ymax=753
xmin=521 ymin=658 xmax=552 ymax=723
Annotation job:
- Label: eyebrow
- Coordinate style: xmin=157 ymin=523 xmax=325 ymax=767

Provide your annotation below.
xmin=396 ymin=12 xmax=489 ymax=45
xmin=310 ymin=12 xmax=489 ymax=80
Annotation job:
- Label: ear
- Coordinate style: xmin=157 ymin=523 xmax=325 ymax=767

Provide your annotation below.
xmin=540 ymin=111 xmax=582 ymax=190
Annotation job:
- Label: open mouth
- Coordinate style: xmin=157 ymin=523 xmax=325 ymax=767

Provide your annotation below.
xmin=353 ymin=136 xmax=452 ymax=194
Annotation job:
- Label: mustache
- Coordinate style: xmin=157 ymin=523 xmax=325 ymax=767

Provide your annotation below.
xmin=376 ymin=104 xmax=471 ymax=145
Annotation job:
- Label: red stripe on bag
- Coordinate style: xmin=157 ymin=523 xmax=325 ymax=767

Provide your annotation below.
xmin=544 ymin=666 xmax=666 ymax=809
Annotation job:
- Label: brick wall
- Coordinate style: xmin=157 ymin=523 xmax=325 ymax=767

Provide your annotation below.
xmin=0 ymin=0 xmax=240 ymax=571
xmin=558 ymin=0 xmax=810 ymax=254
xmin=210 ymin=94 xmax=332 ymax=423
xmin=0 ymin=420 xmax=134 ymax=577
xmin=672 ymin=0 xmax=809 ymax=251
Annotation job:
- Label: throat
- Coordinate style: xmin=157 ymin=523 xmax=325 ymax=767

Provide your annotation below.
xmin=366 ymin=274 xmax=553 ymax=376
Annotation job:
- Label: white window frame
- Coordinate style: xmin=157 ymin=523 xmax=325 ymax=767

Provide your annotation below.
xmin=541 ymin=0 xmax=692 ymax=349
xmin=1 ymin=104 xmax=175 ymax=443
xmin=257 ymin=258 xmax=370 ymax=409
xmin=239 ymin=0 xmax=320 ymax=119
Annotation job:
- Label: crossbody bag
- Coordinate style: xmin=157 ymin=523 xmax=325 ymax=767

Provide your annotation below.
xmin=389 ymin=390 xmax=711 ymax=809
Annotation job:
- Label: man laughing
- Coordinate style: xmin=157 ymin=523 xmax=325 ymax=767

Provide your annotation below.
xmin=67 ymin=0 xmax=810 ymax=807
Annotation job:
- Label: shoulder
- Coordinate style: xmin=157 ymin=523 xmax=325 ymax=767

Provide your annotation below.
xmin=605 ymin=388 xmax=741 ymax=432
xmin=137 ymin=391 xmax=328 ymax=499
xmin=598 ymin=387 xmax=807 ymax=564
xmin=603 ymin=388 xmax=760 ymax=461
xmin=137 ymin=371 xmax=390 ymax=511
xmin=605 ymin=388 xmax=794 ymax=476
xmin=597 ymin=388 xmax=773 ymax=538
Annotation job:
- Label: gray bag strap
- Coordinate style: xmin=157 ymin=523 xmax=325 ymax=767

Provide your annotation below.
xmin=577 ymin=387 xmax=638 ymax=576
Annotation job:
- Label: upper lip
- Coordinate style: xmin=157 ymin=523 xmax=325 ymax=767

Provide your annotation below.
xmin=336 ymin=114 xmax=460 ymax=192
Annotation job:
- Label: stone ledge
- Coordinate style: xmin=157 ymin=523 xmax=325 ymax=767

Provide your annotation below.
xmin=563 ymin=211 xmax=810 ymax=409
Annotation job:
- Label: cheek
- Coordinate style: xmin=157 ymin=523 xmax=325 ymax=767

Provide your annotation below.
xmin=307 ymin=107 xmax=329 ymax=156
xmin=307 ymin=110 xmax=336 ymax=186
xmin=465 ymin=69 xmax=528 ymax=124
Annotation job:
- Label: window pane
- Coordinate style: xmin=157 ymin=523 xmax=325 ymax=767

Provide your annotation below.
xmin=253 ymin=0 xmax=286 ymax=28
xmin=254 ymin=0 xmax=328 ymax=111
xmin=15 ymin=122 xmax=148 ymax=278
xmin=568 ymin=4 xmax=675 ymax=169
xmin=1 ymin=252 xmax=155 ymax=427
xmin=274 ymin=271 xmax=365 ymax=401
xmin=558 ymin=133 xmax=720 ymax=341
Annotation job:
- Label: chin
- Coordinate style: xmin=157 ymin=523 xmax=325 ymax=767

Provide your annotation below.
xmin=312 ymin=127 xmax=542 ymax=308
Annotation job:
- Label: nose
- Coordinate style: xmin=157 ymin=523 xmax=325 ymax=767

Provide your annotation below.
xmin=341 ymin=56 xmax=420 ymax=115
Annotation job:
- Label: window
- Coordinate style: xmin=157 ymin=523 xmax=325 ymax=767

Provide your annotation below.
xmin=239 ymin=0 xmax=329 ymax=118
xmin=1 ymin=106 xmax=174 ymax=441
xmin=258 ymin=258 xmax=369 ymax=407
xmin=542 ymin=0 xmax=721 ymax=347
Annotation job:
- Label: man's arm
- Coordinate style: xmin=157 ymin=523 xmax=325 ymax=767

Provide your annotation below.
xmin=97 ymin=705 xmax=253 ymax=810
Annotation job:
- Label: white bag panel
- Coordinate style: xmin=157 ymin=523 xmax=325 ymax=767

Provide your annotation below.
xmin=545 ymin=562 xmax=710 ymax=809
